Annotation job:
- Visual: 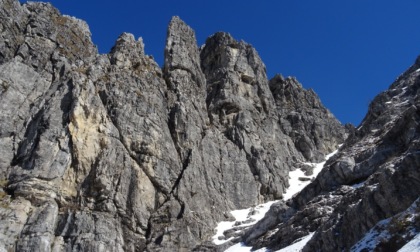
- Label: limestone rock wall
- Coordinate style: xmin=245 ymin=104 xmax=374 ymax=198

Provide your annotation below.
xmin=0 ymin=1 xmax=345 ymax=251
xmin=270 ymin=74 xmax=346 ymax=162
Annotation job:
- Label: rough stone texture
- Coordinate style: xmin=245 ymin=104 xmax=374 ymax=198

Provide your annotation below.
xmin=0 ymin=1 xmax=347 ymax=251
xmin=270 ymin=74 xmax=346 ymax=162
xmin=350 ymin=198 xmax=420 ymax=251
xmin=242 ymin=56 xmax=420 ymax=251
xmin=201 ymin=32 xmax=301 ymax=200
xmin=4 ymin=0 xmax=419 ymax=251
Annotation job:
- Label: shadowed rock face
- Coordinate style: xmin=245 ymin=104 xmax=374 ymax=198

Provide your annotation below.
xmin=0 ymin=1 xmax=349 ymax=251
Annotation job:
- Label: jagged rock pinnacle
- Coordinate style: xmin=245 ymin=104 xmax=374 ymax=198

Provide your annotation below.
xmin=4 ymin=1 xmax=418 ymax=252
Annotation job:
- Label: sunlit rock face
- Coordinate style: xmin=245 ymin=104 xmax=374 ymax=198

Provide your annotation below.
xmin=17 ymin=0 xmax=420 ymax=251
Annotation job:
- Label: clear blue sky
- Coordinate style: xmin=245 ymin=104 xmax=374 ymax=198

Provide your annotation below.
xmin=20 ymin=0 xmax=420 ymax=126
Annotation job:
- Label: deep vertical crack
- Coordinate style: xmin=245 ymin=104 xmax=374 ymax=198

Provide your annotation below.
xmin=168 ymin=149 xmax=191 ymax=220
xmin=170 ymin=149 xmax=191 ymax=194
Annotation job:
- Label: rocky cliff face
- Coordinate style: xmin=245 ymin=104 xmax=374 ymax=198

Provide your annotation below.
xmin=269 ymin=74 xmax=347 ymax=162
xmin=0 ymin=1 xmax=346 ymax=251
xmin=5 ymin=0 xmax=418 ymax=252
xmin=241 ymin=57 xmax=420 ymax=251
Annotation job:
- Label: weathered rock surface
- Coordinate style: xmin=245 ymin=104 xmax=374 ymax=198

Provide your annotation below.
xmin=270 ymin=74 xmax=346 ymax=162
xmin=242 ymin=56 xmax=420 ymax=251
xmin=2 ymin=0 xmax=419 ymax=251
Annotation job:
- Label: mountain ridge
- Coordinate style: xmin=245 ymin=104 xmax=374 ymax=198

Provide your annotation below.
xmin=0 ymin=1 xmax=419 ymax=251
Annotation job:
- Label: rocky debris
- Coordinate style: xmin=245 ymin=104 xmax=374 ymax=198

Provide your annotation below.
xmin=241 ymin=55 xmax=420 ymax=251
xmin=0 ymin=1 xmax=347 ymax=251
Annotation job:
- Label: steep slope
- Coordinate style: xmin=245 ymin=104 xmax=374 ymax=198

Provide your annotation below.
xmin=242 ymin=57 xmax=420 ymax=251
xmin=0 ymin=1 xmax=346 ymax=251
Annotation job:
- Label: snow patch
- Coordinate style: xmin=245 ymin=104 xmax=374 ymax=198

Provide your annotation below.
xmin=284 ymin=148 xmax=338 ymax=200
xmin=283 ymin=168 xmax=311 ymax=201
xmin=213 ymin=222 xmax=235 ymax=245
xmin=275 ymin=232 xmax=315 ymax=252
xmin=231 ymin=201 xmax=276 ymax=227
xmin=416 ymin=68 xmax=420 ymax=73
xmin=212 ymin=201 xmax=277 ymax=245
xmin=350 ymin=219 xmax=391 ymax=252
xmin=224 ymin=243 xmax=268 ymax=252
xmin=223 ymin=233 xmax=316 ymax=252
xmin=351 ymin=181 xmax=365 ymax=189
xmin=351 ymin=199 xmax=420 ymax=251
xmin=398 ymin=233 xmax=420 ymax=252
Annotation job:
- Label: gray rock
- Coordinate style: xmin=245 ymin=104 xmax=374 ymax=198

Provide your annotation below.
xmin=0 ymin=1 xmax=347 ymax=251
xmin=0 ymin=197 xmax=32 ymax=251
xmin=17 ymin=201 xmax=59 ymax=252
xmin=242 ymin=56 xmax=420 ymax=252
xmin=269 ymin=74 xmax=346 ymax=162
xmin=0 ymin=60 xmax=50 ymax=178
xmin=0 ymin=0 xmax=28 ymax=64
xmin=201 ymin=32 xmax=304 ymax=200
